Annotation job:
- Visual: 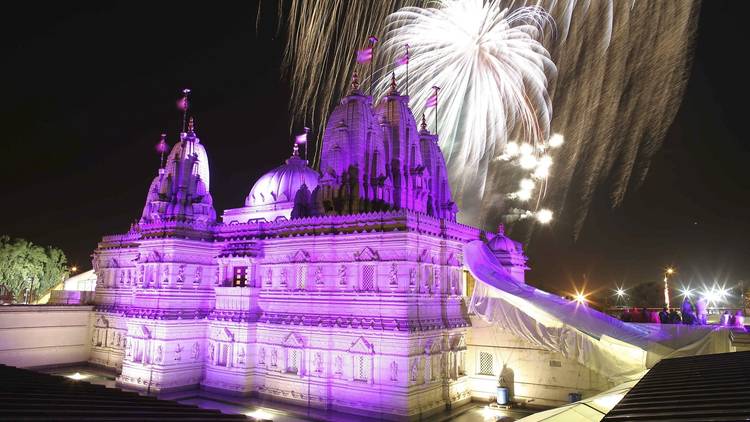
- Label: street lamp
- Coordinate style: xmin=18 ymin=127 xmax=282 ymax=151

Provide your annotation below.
xmin=613 ymin=286 xmax=627 ymax=307
xmin=71 ymin=266 xmax=78 ymax=273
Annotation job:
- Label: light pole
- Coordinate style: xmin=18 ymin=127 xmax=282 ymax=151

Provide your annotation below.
xmin=614 ymin=286 xmax=627 ymax=307
xmin=664 ymin=267 xmax=675 ymax=308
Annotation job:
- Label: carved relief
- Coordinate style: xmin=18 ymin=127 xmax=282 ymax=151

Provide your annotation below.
xmin=409 ymin=268 xmax=417 ymax=291
xmin=208 ymin=342 xmax=215 ymax=363
xmin=280 ymin=269 xmax=288 ymax=287
xmin=177 ymin=265 xmax=185 ymax=286
xmin=270 ymin=349 xmax=278 ymax=367
xmin=314 ymin=266 xmax=324 ymax=286
xmin=191 ymin=342 xmax=200 ymax=360
xmin=410 ymin=359 xmax=418 ymax=382
xmin=338 ymin=265 xmax=347 ymax=286
xmin=194 ymin=266 xmax=202 ymax=287
xmin=237 ymin=347 xmax=246 ymax=366
xmin=334 ymin=355 xmax=343 ymax=376
xmin=259 ymin=347 xmax=266 ymax=365
xmin=155 ymin=345 xmax=163 ymax=363
xmin=313 ymin=352 xmax=323 ymax=374
xmin=265 ymin=268 xmax=273 ymax=286
xmin=390 ymin=360 xmax=398 ymax=381
xmin=389 ymin=263 xmax=398 ymax=286
xmin=355 ymin=246 xmax=379 ymax=261
xmin=174 ymin=343 xmax=183 ymax=361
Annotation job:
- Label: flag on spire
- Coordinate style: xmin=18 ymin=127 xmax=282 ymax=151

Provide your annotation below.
xmin=295 ymin=127 xmax=310 ymax=144
xmin=177 ymin=88 xmax=191 ymax=111
xmin=395 ymin=44 xmax=409 ymax=67
xmin=425 ymin=86 xmax=439 ymax=108
xmin=356 ymin=36 xmax=378 ymax=63
xmin=156 ymin=134 xmax=169 ymax=153
xmin=156 ymin=133 xmax=169 ymax=169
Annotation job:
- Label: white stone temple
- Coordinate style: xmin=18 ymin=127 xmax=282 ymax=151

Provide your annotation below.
xmin=86 ymin=76 xmax=529 ymax=419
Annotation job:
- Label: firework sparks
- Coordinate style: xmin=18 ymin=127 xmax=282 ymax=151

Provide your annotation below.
xmin=374 ymin=1 xmax=555 ymax=218
xmin=279 ymin=0 xmax=699 ymax=237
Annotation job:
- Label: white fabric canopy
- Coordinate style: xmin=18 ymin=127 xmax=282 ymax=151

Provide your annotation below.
xmin=465 ymin=240 xmax=731 ymax=382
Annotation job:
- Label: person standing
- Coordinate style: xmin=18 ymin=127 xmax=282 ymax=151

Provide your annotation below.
xmin=695 ymin=296 xmax=708 ymax=325
xmin=659 ymin=307 xmax=670 ymax=324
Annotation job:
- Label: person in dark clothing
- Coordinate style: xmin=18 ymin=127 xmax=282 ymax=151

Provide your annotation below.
xmin=669 ymin=309 xmax=681 ymax=324
xmin=659 ymin=307 xmax=670 ymax=324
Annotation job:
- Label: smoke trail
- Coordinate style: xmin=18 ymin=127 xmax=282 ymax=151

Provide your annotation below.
xmin=280 ymin=0 xmax=700 ymax=237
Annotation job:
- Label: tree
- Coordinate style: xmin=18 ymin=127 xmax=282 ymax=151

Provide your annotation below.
xmin=629 ymin=281 xmax=664 ymax=308
xmin=0 ymin=236 xmax=68 ymax=303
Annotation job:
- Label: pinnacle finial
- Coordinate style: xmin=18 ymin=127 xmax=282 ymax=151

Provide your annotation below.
xmin=389 ymin=72 xmax=397 ymax=95
xmin=351 ymin=72 xmax=360 ymax=92
xmin=187 ymin=117 xmax=195 ymax=133
xmin=420 ymin=114 xmax=428 ymax=131
xmin=292 ymin=142 xmax=300 ymax=157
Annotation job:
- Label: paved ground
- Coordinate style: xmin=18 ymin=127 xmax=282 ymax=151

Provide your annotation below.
xmin=39 ymin=364 xmax=540 ymax=421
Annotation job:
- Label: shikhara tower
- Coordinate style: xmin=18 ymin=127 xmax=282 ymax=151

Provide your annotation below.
xmin=89 ymin=79 xmax=528 ymax=420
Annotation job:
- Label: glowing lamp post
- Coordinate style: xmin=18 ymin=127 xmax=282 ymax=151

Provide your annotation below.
xmin=614 ymin=286 xmax=627 ymax=307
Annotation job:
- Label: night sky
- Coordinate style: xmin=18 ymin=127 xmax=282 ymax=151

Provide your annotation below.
xmin=1 ymin=2 xmax=747 ymax=298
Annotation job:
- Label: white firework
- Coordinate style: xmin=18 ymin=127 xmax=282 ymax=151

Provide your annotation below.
xmin=376 ymin=0 xmax=556 ymax=214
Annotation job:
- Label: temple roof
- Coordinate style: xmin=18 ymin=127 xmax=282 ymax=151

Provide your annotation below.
xmin=245 ymin=149 xmax=319 ymax=207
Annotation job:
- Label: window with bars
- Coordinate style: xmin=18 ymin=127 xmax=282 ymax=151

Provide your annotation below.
xmin=361 ymin=265 xmax=375 ymax=291
xmin=287 ymin=348 xmax=299 ymax=374
xmin=233 ymin=266 xmax=247 ymax=287
xmin=296 ymin=266 xmax=307 ymax=290
xmin=479 ymin=352 xmax=494 ymax=376
xmin=354 ymin=355 xmax=368 ymax=381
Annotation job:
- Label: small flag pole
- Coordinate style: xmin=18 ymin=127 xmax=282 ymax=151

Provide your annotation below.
xmin=157 ymin=133 xmax=169 ymax=168
xmin=179 ymin=88 xmax=191 ymax=133
xmin=303 ymin=127 xmax=310 ymax=162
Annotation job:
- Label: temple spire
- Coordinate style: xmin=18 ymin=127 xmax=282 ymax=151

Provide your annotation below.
xmin=389 ymin=72 xmax=398 ymax=95
xmin=187 ymin=116 xmax=195 ymax=133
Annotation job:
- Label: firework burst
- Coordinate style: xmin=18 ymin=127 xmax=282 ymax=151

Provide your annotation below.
xmin=373 ymin=1 xmax=556 ymax=220
xmin=279 ymin=0 xmax=699 ymax=237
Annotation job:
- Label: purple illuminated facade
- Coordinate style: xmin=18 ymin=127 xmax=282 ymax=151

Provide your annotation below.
xmin=88 ymin=77 xmax=528 ymax=420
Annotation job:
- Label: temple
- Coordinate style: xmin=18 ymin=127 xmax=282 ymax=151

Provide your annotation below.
xmin=86 ymin=77 xmax=528 ymax=420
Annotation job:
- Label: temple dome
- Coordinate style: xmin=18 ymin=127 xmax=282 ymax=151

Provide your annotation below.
xmin=246 ymin=154 xmax=319 ymax=207
xmin=487 ymin=233 xmax=522 ymax=255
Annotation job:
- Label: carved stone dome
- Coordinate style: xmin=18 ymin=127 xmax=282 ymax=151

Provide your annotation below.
xmin=246 ymin=154 xmax=319 ymax=207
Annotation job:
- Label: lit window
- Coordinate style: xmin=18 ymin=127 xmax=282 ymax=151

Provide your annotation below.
xmin=233 ymin=266 xmax=248 ymax=287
